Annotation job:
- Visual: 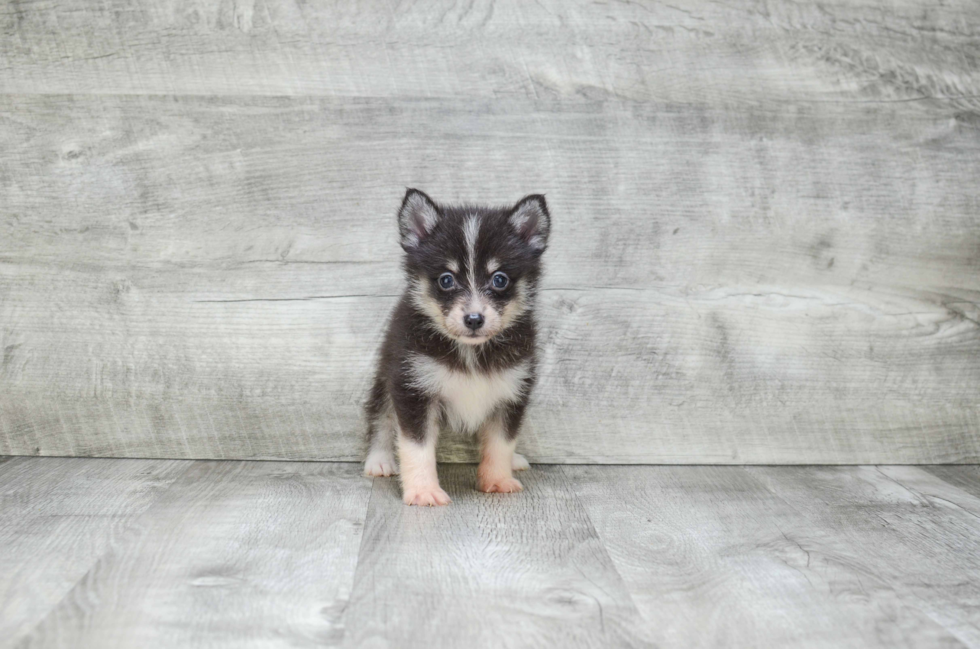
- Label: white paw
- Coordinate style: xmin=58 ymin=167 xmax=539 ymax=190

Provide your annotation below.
xmin=512 ymin=453 xmax=530 ymax=472
xmin=403 ymin=485 xmax=452 ymax=507
xmin=364 ymin=453 xmax=398 ymax=477
xmin=479 ymin=476 xmax=524 ymax=494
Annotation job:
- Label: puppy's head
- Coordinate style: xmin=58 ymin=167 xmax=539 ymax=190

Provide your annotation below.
xmin=397 ymin=189 xmax=550 ymax=345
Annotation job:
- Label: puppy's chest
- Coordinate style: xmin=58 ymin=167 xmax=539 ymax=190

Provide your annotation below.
xmin=408 ymin=355 xmax=529 ymax=431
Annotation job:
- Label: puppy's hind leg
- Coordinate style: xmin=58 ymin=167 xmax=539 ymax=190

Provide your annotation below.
xmin=364 ymin=385 xmax=399 ymax=477
xmin=512 ymin=453 xmax=531 ymax=472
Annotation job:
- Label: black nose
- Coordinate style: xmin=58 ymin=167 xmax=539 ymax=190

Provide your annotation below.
xmin=463 ymin=313 xmax=485 ymax=331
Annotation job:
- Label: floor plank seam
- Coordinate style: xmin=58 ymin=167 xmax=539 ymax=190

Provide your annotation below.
xmin=10 ymin=459 xmax=200 ymax=647
xmin=746 ymin=466 xmax=980 ymax=646
xmin=554 ymin=465 xmax=650 ymax=630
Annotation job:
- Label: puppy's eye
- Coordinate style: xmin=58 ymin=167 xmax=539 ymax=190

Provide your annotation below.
xmin=438 ymin=273 xmax=456 ymax=290
xmin=491 ymin=272 xmax=509 ymax=290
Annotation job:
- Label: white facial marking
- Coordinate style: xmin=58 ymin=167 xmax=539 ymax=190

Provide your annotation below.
xmin=442 ymin=214 xmax=500 ymax=342
xmin=499 ymin=278 xmax=528 ymax=329
xmin=407 ymin=354 xmax=530 ymax=433
xmin=410 ymin=274 xmax=450 ymax=336
xmin=463 ymin=215 xmax=480 ymax=291
xmin=410 ymin=214 xmax=525 ymax=345
xmin=445 ymin=297 xmax=502 ymax=344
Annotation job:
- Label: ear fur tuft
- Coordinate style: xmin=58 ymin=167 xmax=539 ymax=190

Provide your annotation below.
xmin=398 ymin=189 xmax=441 ymax=249
xmin=508 ymin=194 xmax=550 ymax=252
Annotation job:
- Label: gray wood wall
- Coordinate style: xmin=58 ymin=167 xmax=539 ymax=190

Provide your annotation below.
xmin=1 ymin=0 xmax=979 ymax=463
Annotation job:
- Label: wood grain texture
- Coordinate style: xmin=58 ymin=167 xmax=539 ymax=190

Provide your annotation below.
xmin=3 ymin=1 xmax=980 ymax=463
xmin=563 ymin=465 xmax=966 ymax=648
xmin=15 ymin=461 xmax=373 ymax=649
xmin=1 ymin=0 xmax=979 ymax=108
xmin=922 ymin=466 xmax=980 ymax=501
xmin=748 ymin=465 xmax=980 ymax=646
xmin=0 ymin=457 xmax=188 ymax=647
xmin=1 ymin=93 xmax=978 ymax=462
xmin=342 ymin=465 xmax=650 ymax=648
xmin=5 ymin=459 xmax=980 ymax=648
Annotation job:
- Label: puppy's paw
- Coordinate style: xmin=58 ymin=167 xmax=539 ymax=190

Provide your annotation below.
xmin=478 ymin=477 xmax=524 ymax=494
xmin=403 ymin=485 xmax=452 ymax=507
xmin=511 ymin=453 xmax=531 ymax=472
xmin=364 ymin=452 xmax=398 ymax=477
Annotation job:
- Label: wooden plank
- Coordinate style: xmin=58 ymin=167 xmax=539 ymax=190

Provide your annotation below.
xmin=1 ymin=94 xmax=978 ymax=463
xmin=4 ymin=461 xmax=980 ymax=647
xmin=1 ymin=0 xmax=978 ymax=106
xmin=878 ymin=465 xmax=980 ymax=520
xmin=922 ymin=466 xmax=980 ymax=501
xmin=16 ymin=460 xmax=373 ymax=648
xmin=0 ymin=457 xmax=188 ymax=647
xmin=748 ymin=466 xmax=980 ymax=646
xmin=563 ymin=465 xmax=964 ymax=648
xmin=342 ymin=464 xmax=650 ymax=648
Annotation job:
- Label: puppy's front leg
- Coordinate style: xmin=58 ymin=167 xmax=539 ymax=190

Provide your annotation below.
xmin=397 ymin=406 xmax=451 ymax=507
xmin=477 ymin=415 xmax=524 ymax=494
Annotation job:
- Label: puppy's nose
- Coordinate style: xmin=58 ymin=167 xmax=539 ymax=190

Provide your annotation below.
xmin=463 ymin=313 xmax=485 ymax=331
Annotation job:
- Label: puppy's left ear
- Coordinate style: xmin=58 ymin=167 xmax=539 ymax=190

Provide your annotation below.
xmin=508 ymin=194 xmax=550 ymax=252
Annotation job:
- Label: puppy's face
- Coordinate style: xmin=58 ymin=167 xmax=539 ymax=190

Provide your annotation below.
xmin=397 ymin=190 xmax=550 ymax=345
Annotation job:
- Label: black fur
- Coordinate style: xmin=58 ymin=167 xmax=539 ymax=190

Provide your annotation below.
xmin=365 ymin=189 xmax=549 ymax=446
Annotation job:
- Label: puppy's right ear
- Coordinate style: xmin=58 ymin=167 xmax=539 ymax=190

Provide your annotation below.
xmin=397 ymin=189 xmax=441 ymax=250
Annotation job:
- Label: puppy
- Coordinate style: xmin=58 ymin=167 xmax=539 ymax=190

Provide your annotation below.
xmin=363 ymin=189 xmax=550 ymax=506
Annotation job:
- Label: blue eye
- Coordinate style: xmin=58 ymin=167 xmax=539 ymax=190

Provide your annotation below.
xmin=491 ymin=272 xmax=509 ymax=290
xmin=438 ymin=273 xmax=455 ymax=290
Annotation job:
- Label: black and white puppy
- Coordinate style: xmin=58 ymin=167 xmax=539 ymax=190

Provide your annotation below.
xmin=364 ymin=189 xmax=550 ymax=506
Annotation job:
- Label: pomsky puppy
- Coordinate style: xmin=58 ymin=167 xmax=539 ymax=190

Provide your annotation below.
xmin=364 ymin=189 xmax=550 ymax=506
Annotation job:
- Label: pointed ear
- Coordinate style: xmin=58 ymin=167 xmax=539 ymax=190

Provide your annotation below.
xmin=508 ymin=194 xmax=550 ymax=252
xmin=397 ymin=189 xmax=441 ymax=250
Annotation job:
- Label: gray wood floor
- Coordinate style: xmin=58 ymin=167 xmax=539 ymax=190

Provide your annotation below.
xmin=2 ymin=458 xmax=979 ymax=648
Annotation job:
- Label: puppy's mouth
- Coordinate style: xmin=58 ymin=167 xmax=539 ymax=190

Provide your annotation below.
xmin=457 ymin=332 xmax=490 ymax=345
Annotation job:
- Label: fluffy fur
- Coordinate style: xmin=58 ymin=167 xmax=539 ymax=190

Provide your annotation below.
xmin=364 ymin=189 xmax=551 ymax=506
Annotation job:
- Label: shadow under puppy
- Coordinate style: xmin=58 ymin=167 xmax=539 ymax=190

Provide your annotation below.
xmin=364 ymin=189 xmax=550 ymax=506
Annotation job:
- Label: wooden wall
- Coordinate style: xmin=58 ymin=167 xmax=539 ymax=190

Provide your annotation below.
xmin=1 ymin=0 xmax=979 ymax=463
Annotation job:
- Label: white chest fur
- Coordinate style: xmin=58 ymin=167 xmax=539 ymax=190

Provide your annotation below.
xmin=407 ymin=354 xmax=530 ymax=432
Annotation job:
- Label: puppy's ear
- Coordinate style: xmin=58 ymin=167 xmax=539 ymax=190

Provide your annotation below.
xmin=508 ymin=194 xmax=550 ymax=252
xmin=398 ymin=189 xmax=441 ymax=250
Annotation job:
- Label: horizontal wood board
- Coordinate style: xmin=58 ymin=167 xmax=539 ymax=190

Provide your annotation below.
xmin=1 ymin=0 xmax=979 ymax=462
xmin=1 ymin=0 xmax=979 ymax=107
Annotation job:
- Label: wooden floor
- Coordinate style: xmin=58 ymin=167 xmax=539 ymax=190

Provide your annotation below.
xmin=2 ymin=458 xmax=980 ymax=648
